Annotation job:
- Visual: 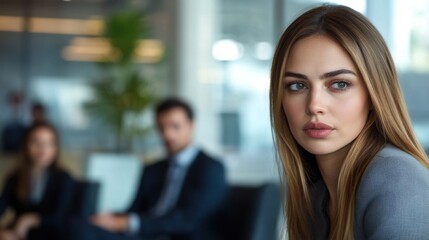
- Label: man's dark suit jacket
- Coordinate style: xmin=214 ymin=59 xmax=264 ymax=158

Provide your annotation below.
xmin=0 ymin=168 xmax=76 ymax=228
xmin=126 ymin=150 xmax=229 ymax=240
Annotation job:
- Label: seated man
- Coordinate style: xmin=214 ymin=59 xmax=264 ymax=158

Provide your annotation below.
xmin=67 ymin=98 xmax=229 ymax=240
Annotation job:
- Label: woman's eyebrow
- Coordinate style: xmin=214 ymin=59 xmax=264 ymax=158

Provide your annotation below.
xmin=284 ymin=72 xmax=308 ymax=79
xmin=321 ymin=69 xmax=356 ymax=78
xmin=284 ymin=69 xmax=356 ymax=80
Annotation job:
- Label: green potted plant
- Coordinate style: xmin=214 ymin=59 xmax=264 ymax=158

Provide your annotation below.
xmin=84 ymin=10 xmax=157 ymax=152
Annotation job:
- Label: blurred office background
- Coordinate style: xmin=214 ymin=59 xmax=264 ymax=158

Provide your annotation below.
xmin=0 ymin=0 xmax=428 ymax=236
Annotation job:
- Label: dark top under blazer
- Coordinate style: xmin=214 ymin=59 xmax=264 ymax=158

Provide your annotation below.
xmin=310 ymin=144 xmax=429 ymax=239
xmin=126 ymin=150 xmax=229 ymax=240
xmin=0 ymin=168 xmax=76 ymax=227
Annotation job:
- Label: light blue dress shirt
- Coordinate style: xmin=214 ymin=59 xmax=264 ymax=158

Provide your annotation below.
xmin=30 ymin=171 xmax=48 ymax=204
xmin=128 ymin=145 xmax=199 ymax=235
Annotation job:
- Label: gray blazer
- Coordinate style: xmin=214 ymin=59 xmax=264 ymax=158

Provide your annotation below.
xmin=310 ymin=144 xmax=429 ymax=239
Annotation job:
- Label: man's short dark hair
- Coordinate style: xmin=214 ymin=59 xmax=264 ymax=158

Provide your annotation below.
xmin=156 ymin=98 xmax=194 ymax=121
xmin=31 ymin=102 xmax=46 ymax=112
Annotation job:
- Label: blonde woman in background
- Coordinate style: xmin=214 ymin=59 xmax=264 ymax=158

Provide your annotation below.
xmin=270 ymin=4 xmax=429 ymax=240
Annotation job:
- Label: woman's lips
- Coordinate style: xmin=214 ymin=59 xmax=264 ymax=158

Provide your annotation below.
xmin=303 ymin=122 xmax=334 ymax=138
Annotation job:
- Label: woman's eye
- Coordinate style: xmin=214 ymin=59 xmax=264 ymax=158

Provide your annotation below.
xmin=287 ymin=82 xmax=307 ymax=91
xmin=331 ymin=81 xmax=350 ymax=90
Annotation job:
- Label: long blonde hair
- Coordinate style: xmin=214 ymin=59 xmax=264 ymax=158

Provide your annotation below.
xmin=270 ymin=5 xmax=429 ymax=240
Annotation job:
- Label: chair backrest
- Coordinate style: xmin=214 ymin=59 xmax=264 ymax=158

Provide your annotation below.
xmin=85 ymin=153 xmax=143 ymax=212
xmin=218 ymin=183 xmax=281 ymax=240
xmin=71 ymin=180 xmax=100 ymax=218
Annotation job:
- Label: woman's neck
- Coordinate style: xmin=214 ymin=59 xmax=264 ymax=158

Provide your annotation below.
xmin=30 ymin=166 xmax=47 ymax=178
xmin=316 ymin=155 xmax=343 ymax=200
xmin=315 ymin=145 xmax=351 ymax=225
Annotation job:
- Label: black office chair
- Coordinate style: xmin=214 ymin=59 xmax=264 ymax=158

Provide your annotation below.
xmin=217 ymin=183 xmax=281 ymax=240
xmin=71 ymin=180 xmax=100 ymax=217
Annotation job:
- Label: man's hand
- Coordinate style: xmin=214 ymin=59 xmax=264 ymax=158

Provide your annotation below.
xmin=0 ymin=230 xmax=20 ymax=240
xmin=14 ymin=213 xmax=40 ymax=239
xmin=90 ymin=213 xmax=129 ymax=233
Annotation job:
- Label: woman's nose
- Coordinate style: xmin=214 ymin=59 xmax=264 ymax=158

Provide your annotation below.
xmin=306 ymin=87 xmax=327 ymax=116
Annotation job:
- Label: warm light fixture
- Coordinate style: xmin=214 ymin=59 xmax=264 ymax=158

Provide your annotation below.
xmin=0 ymin=16 xmax=24 ymax=32
xmin=0 ymin=15 xmax=163 ymax=64
xmin=30 ymin=17 xmax=103 ymax=35
xmin=0 ymin=15 xmax=103 ymax=35
xmin=134 ymin=40 xmax=164 ymax=63
xmin=62 ymin=37 xmax=164 ymax=63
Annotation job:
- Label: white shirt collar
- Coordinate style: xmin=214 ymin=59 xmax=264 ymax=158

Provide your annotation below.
xmin=172 ymin=144 xmax=199 ymax=167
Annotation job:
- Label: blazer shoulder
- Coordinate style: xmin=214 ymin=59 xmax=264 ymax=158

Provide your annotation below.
xmin=359 ymin=144 xmax=429 ymax=191
xmin=0 ymin=171 xmax=18 ymax=196
xmin=4 ymin=171 xmax=18 ymax=183
xmin=46 ymin=169 xmax=76 ymax=194
xmin=144 ymin=159 xmax=169 ymax=174
xmin=197 ymin=150 xmax=222 ymax=165
xmin=52 ymin=168 xmax=75 ymax=182
xmin=194 ymin=150 xmax=225 ymax=172
xmin=1 ymin=171 xmax=20 ymax=190
xmin=146 ymin=159 xmax=168 ymax=167
xmin=356 ymin=144 xmax=429 ymax=239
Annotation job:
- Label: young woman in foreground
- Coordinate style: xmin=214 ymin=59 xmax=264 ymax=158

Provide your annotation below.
xmin=0 ymin=123 xmax=75 ymax=240
xmin=270 ymin=5 xmax=429 ymax=240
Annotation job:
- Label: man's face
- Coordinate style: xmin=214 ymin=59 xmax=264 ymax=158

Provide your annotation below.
xmin=156 ymin=108 xmax=194 ymax=155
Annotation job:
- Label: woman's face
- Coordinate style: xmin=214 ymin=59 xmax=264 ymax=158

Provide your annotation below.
xmin=282 ymin=35 xmax=370 ymax=158
xmin=27 ymin=127 xmax=57 ymax=168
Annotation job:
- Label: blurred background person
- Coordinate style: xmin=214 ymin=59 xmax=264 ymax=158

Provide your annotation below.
xmin=29 ymin=103 xmax=47 ymax=126
xmin=67 ymin=98 xmax=228 ymax=240
xmin=0 ymin=122 xmax=76 ymax=240
xmin=1 ymin=98 xmax=48 ymax=155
